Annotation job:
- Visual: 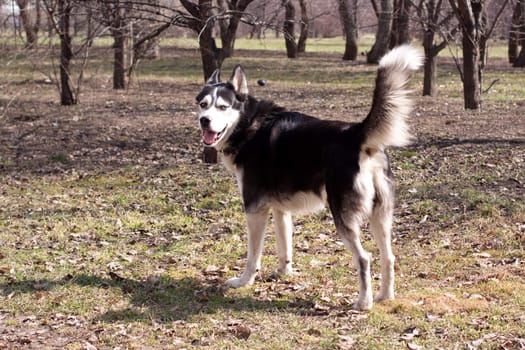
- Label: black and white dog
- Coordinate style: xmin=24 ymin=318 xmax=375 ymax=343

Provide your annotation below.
xmin=196 ymin=45 xmax=422 ymax=310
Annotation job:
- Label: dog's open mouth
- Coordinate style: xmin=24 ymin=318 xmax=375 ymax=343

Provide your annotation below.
xmin=202 ymin=126 xmax=227 ymax=146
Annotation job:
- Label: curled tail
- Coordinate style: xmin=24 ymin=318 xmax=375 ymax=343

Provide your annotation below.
xmin=361 ymin=45 xmax=423 ymax=149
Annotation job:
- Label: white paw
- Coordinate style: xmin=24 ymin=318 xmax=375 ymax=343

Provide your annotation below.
xmin=352 ymin=295 xmax=373 ymax=311
xmin=374 ymin=290 xmax=394 ymax=302
xmin=277 ymin=265 xmax=296 ymax=276
xmin=225 ymin=276 xmax=253 ymax=288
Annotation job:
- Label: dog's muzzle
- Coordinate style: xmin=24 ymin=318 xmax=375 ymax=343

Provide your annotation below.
xmin=200 ymin=117 xmax=227 ymax=146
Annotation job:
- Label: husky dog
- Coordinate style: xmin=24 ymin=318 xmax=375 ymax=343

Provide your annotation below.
xmin=195 ymin=45 xmax=422 ymax=310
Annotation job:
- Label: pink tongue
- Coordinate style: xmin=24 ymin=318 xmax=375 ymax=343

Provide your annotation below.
xmin=203 ymin=130 xmax=217 ymax=145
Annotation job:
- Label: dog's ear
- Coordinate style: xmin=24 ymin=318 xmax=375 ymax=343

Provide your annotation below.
xmin=206 ymin=69 xmax=221 ymax=85
xmin=229 ymin=65 xmax=248 ymax=96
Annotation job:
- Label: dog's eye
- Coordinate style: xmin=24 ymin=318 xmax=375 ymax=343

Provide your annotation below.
xmin=199 ymin=102 xmax=208 ymax=109
xmin=218 ymin=105 xmax=229 ymax=111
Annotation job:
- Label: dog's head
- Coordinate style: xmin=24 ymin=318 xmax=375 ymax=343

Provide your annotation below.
xmin=196 ymin=65 xmax=248 ymax=149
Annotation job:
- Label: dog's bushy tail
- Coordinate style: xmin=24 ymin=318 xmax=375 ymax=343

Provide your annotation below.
xmin=361 ymin=45 xmax=423 ymax=149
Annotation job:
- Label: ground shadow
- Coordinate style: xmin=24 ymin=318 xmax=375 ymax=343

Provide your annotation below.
xmin=415 ymin=137 xmax=525 ymax=148
xmin=0 ymin=273 xmax=325 ymax=323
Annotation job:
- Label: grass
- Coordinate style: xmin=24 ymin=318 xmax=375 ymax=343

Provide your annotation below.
xmin=1 ymin=37 xmax=525 ymax=349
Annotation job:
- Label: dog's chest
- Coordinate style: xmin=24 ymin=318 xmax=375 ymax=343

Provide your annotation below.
xmin=220 ymin=152 xmax=237 ymax=174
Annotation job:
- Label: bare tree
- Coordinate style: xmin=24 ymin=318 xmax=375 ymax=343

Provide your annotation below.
xmin=42 ymin=0 xmax=76 ymax=105
xmin=510 ymin=0 xmax=525 ymax=66
xmin=57 ymin=0 xmax=75 ymax=104
xmin=367 ymin=0 xmax=394 ymax=63
xmin=217 ymin=0 xmax=256 ymax=60
xmin=390 ymin=0 xmax=411 ymax=47
xmin=339 ymin=0 xmax=358 ymax=60
xmin=449 ymin=0 xmax=509 ymax=109
xmin=283 ymin=0 xmax=297 ymax=58
xmin=16 ymin=0 xmax=41 ymax=48
xmin=95 ymin=0 xmax=132 ymax=90
xmin=179 ymin=0 xmax=260 ymax=80
xmin=413 ymin=0 xmax=457 ymax=96
xmin=297 ymin=0 xmax=308 ymax=53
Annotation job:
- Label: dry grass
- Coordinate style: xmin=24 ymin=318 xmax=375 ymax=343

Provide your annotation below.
xmin=0 ymin=41 xmax=524 ymax=349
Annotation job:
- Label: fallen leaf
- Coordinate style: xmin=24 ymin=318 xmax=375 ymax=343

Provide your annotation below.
xmin=307 ymin=328 xmax=322 ymax=336
xmin=145 ymin=275 xmax=161 ymax=286
xmin=205 ymin=265 xmax=219 ymax=273
xmin=108 ymin=271 xmax=124 ymax=281
xmin=0 ymin=266 xmax=12 ymax=274
xmin=84 ymin=341 xmax=98 ymax=350
xmin=33 ymin=282 xmax=49 ymax=290
xmin=231 ymin=325 xmax=251 ymax=340
xmin=313 ymin=303 xmax=330 ymax=313
xmin=194 ymin=290 xmax=209 ymax=303
xmin=121 ymin=284 xmax=135 ymax=294
xmin=401 ymin=326 xmax=421 ymax=341
xmin=473 ymin=252 xmax=491 ymax=258
xmin=338 ymin=335 xmax=355 ymax=349
xmin=406 ymin=342 xmax=423 ymax=350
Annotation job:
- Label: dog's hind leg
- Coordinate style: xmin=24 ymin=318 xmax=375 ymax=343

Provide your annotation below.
xmin=273 ymin=208 xmax=294 ymax=276
xmin=333 ymin=214 xmax=373 ymax=311
xmin=370 ymin=172 xmax=396 ymax=302
xmin=225 ymin=209 xmax=268 ymax=288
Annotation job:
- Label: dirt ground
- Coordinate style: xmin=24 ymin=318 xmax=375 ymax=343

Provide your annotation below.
xmin=0 ymin=49 xmax=524 ymax=176
xmin=1 ymin=48 xmax=524 ymax=349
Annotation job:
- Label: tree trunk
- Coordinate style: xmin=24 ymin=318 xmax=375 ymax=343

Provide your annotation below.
xmin=461 ymin=28 xmax=481 ymax=109
xmin=421 ymin=0 xmax=436 ymax=96
xmin=200 ymin=30 xmax=219 ymax=162
xmin=199 ymin=33 xmax=219 ymax=81
xmin=449 ymin=0 xmax=485 ymax=109
xmin=297 ymin=0 xmax=308 ymax=53
xmin=509 ymin=0 xmax=522 ymax=64
xmin=283 ymin=0 xmax=297 ymax=58
xmin=217 ymin=0 xmax=254 ymax=61
xmin=339 ymin=0 xmax=358 ymax=60
xmin=217 ymin=0 xmax=234 ymax=59
xmin=180 ymin=0 xmax=219 ymax=81
xmin=390 ymin=0 xmax=411 ymax=48
xmin=514 ymin=43 xmax=525 ymax=66
xmin=58 ymin=0 xmax=76 ymax=105
xmin=16 ymin=0 xmax=39 ymax=48
xmin=108 ymin=0 xmax=127 ymax=90
xmin=513 ymin=0 xmax=525 ymax=67
xmin=367 ymin=0 xmax=394 ymax=63
xmin=113 ymin=28 xmax=126 ymax=89
xmin=423 ymin=49 xmax=437 ymax=96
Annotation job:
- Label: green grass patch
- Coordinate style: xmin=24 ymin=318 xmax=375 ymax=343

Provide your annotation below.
xmin=0 ymin=37 xmax=524 ymax=349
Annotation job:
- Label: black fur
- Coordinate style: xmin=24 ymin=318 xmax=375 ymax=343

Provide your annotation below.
xmin=210 ymin=88 xmax=389 ymax=215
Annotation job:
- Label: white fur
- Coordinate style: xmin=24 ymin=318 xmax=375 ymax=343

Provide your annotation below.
xmin=353 ymin=152 xmax=376 ymax=220
xmin=270 ymin=189 xmax=327 ymax=215
xmin=364 ymin=45 xmax=423 ymax=150
xmin=225 ymin=211 xmax=268 ymax=288
xmin=273 ymin=209 xmax=294 ymax=275
xmin=198 ymin=88 xmax=242 ymax=150
xmin=379 ymin=44 xmax=423 ymax=71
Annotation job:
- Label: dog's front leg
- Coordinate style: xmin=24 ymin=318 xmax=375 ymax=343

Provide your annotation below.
xmin=225 ymin=210 xmax=268 ymax=288
xmin=273 ymin=208 xmax=294 ymax=276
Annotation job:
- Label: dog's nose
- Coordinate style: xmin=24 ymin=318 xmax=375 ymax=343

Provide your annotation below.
xmin=200 ymin=116 xmax=211 ymax=128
